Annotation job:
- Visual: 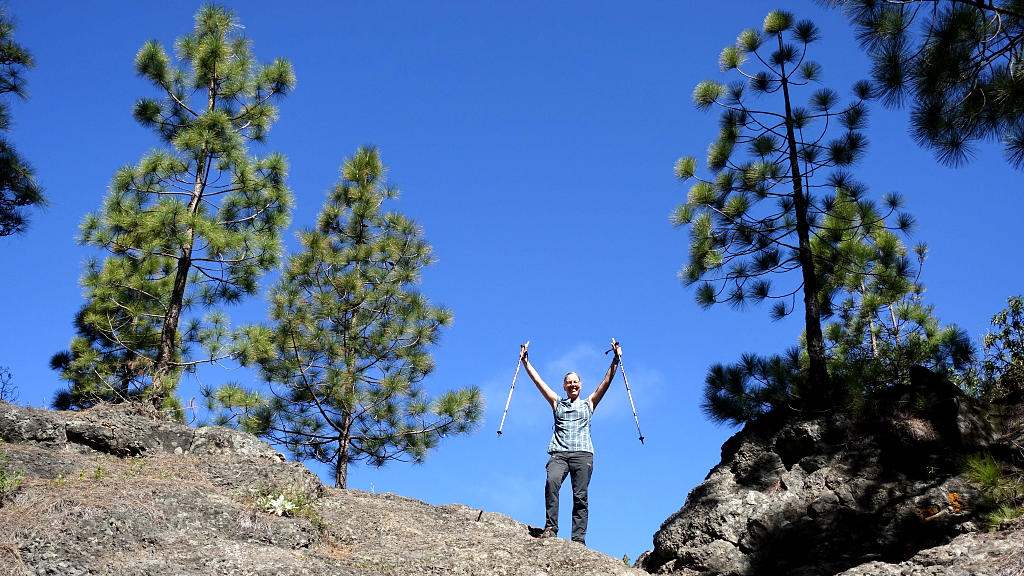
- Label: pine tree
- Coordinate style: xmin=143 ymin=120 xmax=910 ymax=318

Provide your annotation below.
xmin=212 ymin=147 xmax=483 ymax=488
xmin=71 ymin=5 xmax=294 ymax=414
xmin=821 ymin=0 xmax=1024 ymax=167
xmin=49 ymin=299 xmax=157 ymax=411
xmin=814 ymin=185 xmax=922 ymax=385
xmin=820 ymin=228 xmax=974 ymax=392
xmin=0 ymin=5 xmax=44 ymax=237
xmin=703 ymin=196 xmax=972 ymax=426
xmin=674 ymin=11 xmax=915 ymax=410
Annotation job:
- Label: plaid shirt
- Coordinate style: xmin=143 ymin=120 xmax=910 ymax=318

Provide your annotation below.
xmin=547 ymin=398 xmax=594 ymax=453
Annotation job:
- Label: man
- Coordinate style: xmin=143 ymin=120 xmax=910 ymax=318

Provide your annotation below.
xmin=521 ymin=341 xmax=621 ymax=545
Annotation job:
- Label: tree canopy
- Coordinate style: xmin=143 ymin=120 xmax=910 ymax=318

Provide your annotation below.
xmin=0 ymin=5 xmax=44 ymax=237
xmin=65 ymin=5 xmax=295 ymax=414
xmin=674 ymin=10 xmax=913 ymax=410
xmin=822 ymin=0 xmax=1024 ymax=167
xmin=211 ymin=147 xmax=483 ymax=488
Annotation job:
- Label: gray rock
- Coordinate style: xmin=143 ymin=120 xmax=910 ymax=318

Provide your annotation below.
xmin=835 ymin=526 xmax=1024 ymax=576
xmin=0 ymin=404 xmax=66 ymax=447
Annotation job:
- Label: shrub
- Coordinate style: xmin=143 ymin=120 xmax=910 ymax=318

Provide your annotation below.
xmin=247 ymin=484 xmax=324 ymax=530
xmin=964 ymin=452 xmax=1024 ymax=529
xmin=0 ymin=446 xmax=23 ymax=503
xmin=981 ymin=295 xmax=1024 ymax=399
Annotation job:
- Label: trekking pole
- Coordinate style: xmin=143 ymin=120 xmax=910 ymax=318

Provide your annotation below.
xmin=607 ymin=338 xmax=645 ymax=444
xmin=497 ymin=341 xmax=529 ymax=437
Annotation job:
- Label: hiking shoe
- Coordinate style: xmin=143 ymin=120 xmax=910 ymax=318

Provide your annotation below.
xmin=539 ymin=527 xmax=557 ymax=539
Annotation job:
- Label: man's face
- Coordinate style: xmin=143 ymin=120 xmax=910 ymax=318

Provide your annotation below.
xmin=563 ymin=372 xmax=581 ymax=400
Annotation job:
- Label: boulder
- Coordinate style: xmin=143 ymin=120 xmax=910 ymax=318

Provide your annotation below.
xmin=637 ymin=369 xmax=1007 ymax=576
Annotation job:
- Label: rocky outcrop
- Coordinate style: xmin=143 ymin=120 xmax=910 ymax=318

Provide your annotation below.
xmin=637 ymin=368 xmax=1022 ymax=576
xmin=0 ymin=401 xmax=644 ymax=576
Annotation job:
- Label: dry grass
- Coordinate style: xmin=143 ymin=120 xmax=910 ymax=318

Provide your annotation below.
xmin=1 ymin=442 xmax=210 ymax=487
xmin=314 ymin=533 xmax=354 ymax=562
xmin=0 ymin=482 xmax=108 ymax=576
xmin=109 ymin=452 xmax=209 ymax=485
xmin=897 ymin=415 xmax=940 ymax=442
xmin=1 ymin=481 xmax=105 ymax=537
xmin=0 ymin=454 xmax=217 ymax=552
xmin=0 ymin=540 xmax=30 ymax=576
xmin=0 ymin=454 xmax=269 ymax=575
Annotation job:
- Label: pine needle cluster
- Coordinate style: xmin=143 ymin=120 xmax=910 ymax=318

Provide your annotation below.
xmin=964 ymin=452 xmax=1024 ymax=529
xmin=0 ymin=5 xmax=44 ymax=237
xmin=821 ymin=0 xmax=1024 ymax=167
xmin=49 ymin=303 xmax=159 ymax=411
xmin=701 ymin=349 xmax=803 ymax=426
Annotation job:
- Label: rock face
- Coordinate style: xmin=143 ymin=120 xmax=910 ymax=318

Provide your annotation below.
xmin=637 ymin=368 xmax=1024 ymax=576
xmin=0 ymin=401 xmax=644 ymax=576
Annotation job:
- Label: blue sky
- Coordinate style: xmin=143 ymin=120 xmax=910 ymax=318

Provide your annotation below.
xmin=1 ymin=0 xmax=1021 ymax=563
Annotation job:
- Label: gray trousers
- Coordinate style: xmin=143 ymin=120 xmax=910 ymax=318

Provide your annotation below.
xmin=545 ymin=451 xmax=594 ymax=543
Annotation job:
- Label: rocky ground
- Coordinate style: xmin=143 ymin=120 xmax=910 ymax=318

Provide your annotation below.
xmin=0 ymin=401 xmax=644 ymax=576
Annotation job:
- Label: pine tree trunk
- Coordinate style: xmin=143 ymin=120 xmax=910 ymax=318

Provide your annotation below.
xmin=778 ymin=36 xmax=830 ymax=409
xmin=149 ymin=80 xmax=215 ymax=410
xmin=889 ymin=305 xmax=900 ymax=342
xmin=150 ymin=242 xmax=194 ymax=408
xmin=116 ymin=365 xmax=132 ymax=401
xmin=862 ymin=280 xmax=879 ymax=358
xmin=335 ymin=436 xmax=350 ymax=489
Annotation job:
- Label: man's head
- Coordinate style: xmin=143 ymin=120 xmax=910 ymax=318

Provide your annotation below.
xmin=563 ymin=371 xmax=582 ymax=400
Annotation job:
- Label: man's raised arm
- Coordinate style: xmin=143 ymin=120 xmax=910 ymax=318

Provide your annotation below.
xmin=523 ymin=350 xmax=558 ymax=410
xmin=589 ymin=341 xmax=621 ymax=410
